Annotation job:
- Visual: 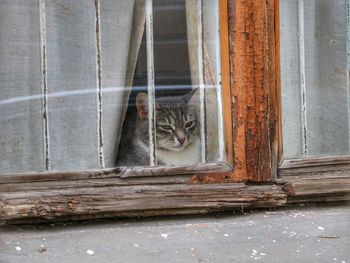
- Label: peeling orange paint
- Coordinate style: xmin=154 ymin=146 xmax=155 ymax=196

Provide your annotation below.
xmin=191 ymin=0 xmax=280 ymax=184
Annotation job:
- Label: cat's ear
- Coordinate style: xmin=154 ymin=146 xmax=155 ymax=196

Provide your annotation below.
xmin=184 ymin=88 xmax=199 ymax=105
xmin=136 ymin=93 xmax=148 ymax=120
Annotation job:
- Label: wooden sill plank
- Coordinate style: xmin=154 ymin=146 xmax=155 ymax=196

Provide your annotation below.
xmin=280 ymin=155 xmax=350 ymax=169
xmin=0 ymin=163 xmax=232 ymax=184
xmin=0 ymin=183 xmax=286 ymax=225
xmin=279 ymin=156 xmax=350 ymax=177
xmin=1 ymin=172 xmax=350 ymax=224
xmin=278 ymin=174 xmax=350 ymax=204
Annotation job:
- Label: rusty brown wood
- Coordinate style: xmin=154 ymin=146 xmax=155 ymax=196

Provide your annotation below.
xmin=193 ymin=0 xmax=280 ymax=183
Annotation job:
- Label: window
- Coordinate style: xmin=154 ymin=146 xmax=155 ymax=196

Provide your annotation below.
xmin=3 ymin=0 xmax=347 ymax=225
xmin=280 ymin=0 xmax=350 ymax=159
xmin=0 ymin=0 xmax=232 ymax=176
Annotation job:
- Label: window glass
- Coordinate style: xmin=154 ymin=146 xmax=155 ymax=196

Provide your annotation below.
xmin=0 ymin=0 xmax=227 ymax=174
xmin=281 ymin=0 xmax=350 ymax=158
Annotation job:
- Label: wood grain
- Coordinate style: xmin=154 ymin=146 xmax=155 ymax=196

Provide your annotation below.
xmin=220 ymin=0 xmax=234 ymax=166
xmin=0 ymin=182 xmax=286 ymax=224
xmin=279 ymin=174 xmax=350 ymax=203
xmin=0 ymin=163 xmax=231 ymax=183
xmin=190 ymin=0 xmax=280 ymax=184
xmin=279 ymin=155 xmax=350 ymax=177
xmin=121 ymin=163 xmax=232 ymax=178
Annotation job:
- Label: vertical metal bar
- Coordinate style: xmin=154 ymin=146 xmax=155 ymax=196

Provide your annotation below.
xmin=297 ymin=0 xmax=308 ymax=156
xmin=146 ymin=0 xmax=157 ymax=166
xmin=39 ymin=0 xmax=51 ymax=171
xmin=94 ymin=0 xmax=105 ymax=168
xmin=197 ymin=0 xmax=207 ymax=163
xmin=215 ymin=1 xmax=225 ymax=162
xmin=347 ymin=0 xmax=350 ymax=151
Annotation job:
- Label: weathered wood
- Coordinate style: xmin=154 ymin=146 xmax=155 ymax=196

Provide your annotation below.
xmin=0 ymin=169 xmax=124 ymax=184
xmin=279 ymin=155 xmax=350 ymax=177
xmin=0 ymin=183 xmax=286 ymax=224
xmin=172 ymin=0 xmax=280 ymax=184
xmin=0 ymin=163 xmax=231 ymax=183
xmin=0 ymin=176 xmax=191 ymax=193
xmin=121 ymin=163 xmax=232 ymax=178
xmin=229 ymin=0 xmax=279 ymax=182
xmin=220 ymin=0 xmax=234 ymax=167
xmin=280 ymin=155 xmax=350 ymax=169
xmin=279 ymin=174 xmax=350 ymax=203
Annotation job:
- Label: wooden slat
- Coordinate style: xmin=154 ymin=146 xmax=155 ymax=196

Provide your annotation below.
xmin=0 ymin=176 xmax=191 ymax=193
xmin=280 ymin=155 xmax=350 ymax=169
xmin=279 ymin=174 xmax=350 ymax=203
xmin=279 ymin=155 xmax=350 ymax=177
xmin=220 ymin=0 xmax=233 ymax=167
xmin=0 ymin=162 xmax=231 ymax=184
xmin=0 ymin=169 xmax=124 ymax=184
xmin=121 ymin=162 xmax=232 ymax=178
xmin=0 ymin=183 xmax=286 ymax=224
xmin=275 ymin=0 xmax=283 ymax=168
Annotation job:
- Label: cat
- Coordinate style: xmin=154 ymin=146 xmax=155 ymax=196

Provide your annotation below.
xmin=116 ymin=89 xmax=200 ymax=166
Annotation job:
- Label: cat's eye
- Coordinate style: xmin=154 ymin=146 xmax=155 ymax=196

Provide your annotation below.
xmin=158 ymin=125 xmax=173 ymax=132
xmin=185 ymin=121 xmax=195 ymax=129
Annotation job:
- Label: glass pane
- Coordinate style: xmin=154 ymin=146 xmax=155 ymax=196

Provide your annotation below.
xmin=280 ymin=0 xmax=350 ymax=159
xmin=0 ymin=1 xmax=44 ymax=173
xmin=0 ymin=0 xmax=227 ymax=174
xmin=117 ymin=0 xmax=225 ymax=166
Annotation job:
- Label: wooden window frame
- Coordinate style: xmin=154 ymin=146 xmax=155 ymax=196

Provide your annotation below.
xmin=0 ymin=0 xmax=349 ymax=225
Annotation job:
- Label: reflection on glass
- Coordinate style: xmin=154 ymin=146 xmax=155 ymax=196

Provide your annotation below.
xmin=0 ymin=0 xmax=225 ymax=174
xmin=281 ymin=0 xmax=350 ymax=158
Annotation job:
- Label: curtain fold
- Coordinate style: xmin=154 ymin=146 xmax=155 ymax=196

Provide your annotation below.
xmin=101 ymin=0 xmax=146 ymax=167
xmin=186 ymin=0 xmax=222 ymax=162
xmin=0 ymin=0 xmax=147 ymax=173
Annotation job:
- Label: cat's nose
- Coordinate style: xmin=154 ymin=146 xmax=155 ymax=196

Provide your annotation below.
xmin=178 ymin=137 xmax=186 ymax=145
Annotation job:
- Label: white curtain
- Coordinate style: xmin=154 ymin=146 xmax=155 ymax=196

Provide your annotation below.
xmin=101 ymin=0 xmax=146 ymax=168
xmin=186 ymin=0 xmax=222 ymax=162
xmin=0 ymin=0 xmax=146 ymax=173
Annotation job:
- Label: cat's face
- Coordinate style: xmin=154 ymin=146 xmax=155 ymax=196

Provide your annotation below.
xmin=136 ymin=91 xmax=199 ymax=152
